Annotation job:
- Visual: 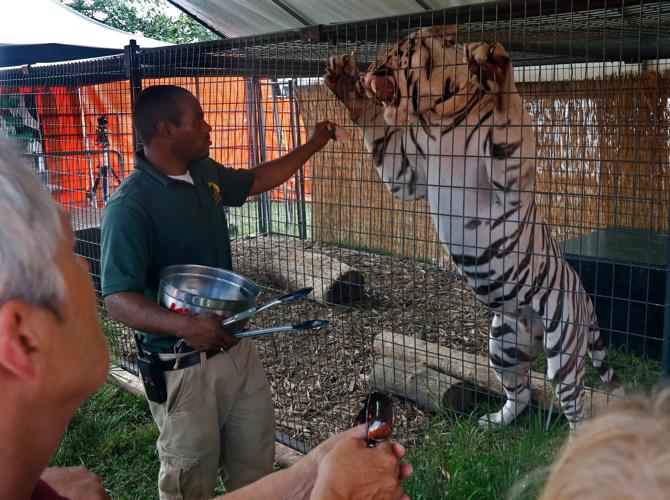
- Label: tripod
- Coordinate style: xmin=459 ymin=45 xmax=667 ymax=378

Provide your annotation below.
xmin=87 ymin=114 xmax=121 ymax=205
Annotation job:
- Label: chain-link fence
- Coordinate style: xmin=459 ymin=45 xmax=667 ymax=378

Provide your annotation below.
xmin=1 ymin=0 xmax=668 ymax=452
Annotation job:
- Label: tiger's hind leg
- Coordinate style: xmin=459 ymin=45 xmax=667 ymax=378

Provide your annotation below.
xmin=479 ymin=311 xmax=542 ymax=427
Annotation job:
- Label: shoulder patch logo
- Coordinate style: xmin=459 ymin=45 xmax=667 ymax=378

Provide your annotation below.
xmin=208 ymin=182 xmax=222 ymax=205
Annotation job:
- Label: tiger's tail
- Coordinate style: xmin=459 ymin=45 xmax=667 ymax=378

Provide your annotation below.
xmin=586 ymin=308 xmax=625 ymax=397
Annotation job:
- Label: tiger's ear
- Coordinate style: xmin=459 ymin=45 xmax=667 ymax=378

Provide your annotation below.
xmin=413 ymin=25 xmax=458 ymax=41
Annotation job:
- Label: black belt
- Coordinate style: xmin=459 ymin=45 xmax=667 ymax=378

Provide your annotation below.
xmin=157 ymin=349 xmax=222 ymax=371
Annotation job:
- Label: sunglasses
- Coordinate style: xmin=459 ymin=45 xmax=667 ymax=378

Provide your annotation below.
xmin=353 ymin=391 xmax=394 ymax=447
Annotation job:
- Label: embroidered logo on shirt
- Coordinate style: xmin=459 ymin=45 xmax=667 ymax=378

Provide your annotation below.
xmin=208 ymin=182 xmax=222 ymax=205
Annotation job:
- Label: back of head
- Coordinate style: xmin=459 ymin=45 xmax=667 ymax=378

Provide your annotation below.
xmin=133 ymin=85 xmax=194 ymax=145
xmin=0 ymin=138 xmax=65 ymax=311
xmin=541 ymin=389 xmax=670 ymax=500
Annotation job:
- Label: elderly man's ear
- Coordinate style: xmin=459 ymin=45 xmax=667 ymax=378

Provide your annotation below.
xmin=0 ymin=300 xmax=42 ymax=380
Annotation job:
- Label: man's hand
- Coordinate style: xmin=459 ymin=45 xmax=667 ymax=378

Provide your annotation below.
xmin=40 ymin=466 xmax=109 ymax=500
xmin=177 ymin=314 xmax=239 ymax=351
xmin=310 ymin=436 xmax=413 ymax=500
xmin=308 ymin=120 xmax=338 ymax=149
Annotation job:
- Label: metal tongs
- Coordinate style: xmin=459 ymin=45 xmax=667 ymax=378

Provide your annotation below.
xmin=221 ymin=287 xmax=328 ymax=339
xmin=234 ymin=319 xmax=329 ymax=338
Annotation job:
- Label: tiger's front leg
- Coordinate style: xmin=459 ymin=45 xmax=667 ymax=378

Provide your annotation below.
xmin=325 ymin=54 xmax=427 ymax=201
xmin=465 ymin=42 xmax=536 ymax=206
xmin=479 ymin=312 xmax=543 ymax=428
xmin=325 ymin=53 xmax=378 ymax=125
xmin=466 ymin=42 xmax=516 ymax=111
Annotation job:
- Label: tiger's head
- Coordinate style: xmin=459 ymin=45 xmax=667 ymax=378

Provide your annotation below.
xmin=362 ymin=26 xmax=476 ymax=126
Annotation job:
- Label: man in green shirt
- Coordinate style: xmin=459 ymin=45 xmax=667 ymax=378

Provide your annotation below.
xmin=101 ymin=85 xmax=337 ymax=499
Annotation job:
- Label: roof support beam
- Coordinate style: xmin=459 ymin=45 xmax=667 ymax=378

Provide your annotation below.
xmin=163 ymin=0 xmax=228 ymax=38
xmin=267 ymin=0 xmax=314 ymax=26
xmin=413 ymin=0 xmax=433 ymax=10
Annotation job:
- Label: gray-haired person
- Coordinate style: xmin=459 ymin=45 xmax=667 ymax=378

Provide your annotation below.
xmin=0 ymin=138 xmax=110 ymax=499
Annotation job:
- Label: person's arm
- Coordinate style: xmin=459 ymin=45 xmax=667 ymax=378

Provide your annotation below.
xmin=248 ymin=121 xmax=337 ymax=196
xmin=218 ymin=426 xmax=357 ymax=500
xmin=221 ymin=454 xmax=317 ymax=500
xmin=40 ymin=467 xmax=109 ymax=500
xmin=104 ymin=293 xmax=238 ymax=351
xmin=219 ymin=426 xmax=412 ymax=500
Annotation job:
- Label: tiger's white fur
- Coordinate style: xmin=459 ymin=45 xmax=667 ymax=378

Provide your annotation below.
xmin=325 ymin=27 xmax=624 ymax=428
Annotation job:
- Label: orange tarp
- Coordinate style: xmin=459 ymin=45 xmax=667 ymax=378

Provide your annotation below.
xmin=22 ymin=77 xmax=311 ymax=207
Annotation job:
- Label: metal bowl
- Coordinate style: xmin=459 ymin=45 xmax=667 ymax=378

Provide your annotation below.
xmin=158 ymin=264 xmax=260 ymax=332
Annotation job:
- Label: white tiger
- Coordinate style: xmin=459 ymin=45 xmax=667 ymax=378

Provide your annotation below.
xmin=324 ymin=26 xmax=624 ymax=428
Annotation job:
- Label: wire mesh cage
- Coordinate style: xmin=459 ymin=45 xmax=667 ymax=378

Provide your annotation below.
xmin=1 ymin=0 xmax=669 ymax=452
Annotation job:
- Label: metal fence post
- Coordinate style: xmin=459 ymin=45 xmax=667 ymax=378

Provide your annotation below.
xmin=663 ymin=209 xmax=670 ymax=378
xmin=288 ymin=80 xmax=308 ymax=240
xmin=124 ymin=40 xmax=143 ymax=152
xmin=255 ymin=82 xmax=272 ymax=235
xmin=246 ymin=78 xmax=267 ymax=234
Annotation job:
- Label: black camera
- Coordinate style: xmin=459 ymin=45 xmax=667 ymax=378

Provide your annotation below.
xmin=95 ymin=115 xmax=110 ymax=147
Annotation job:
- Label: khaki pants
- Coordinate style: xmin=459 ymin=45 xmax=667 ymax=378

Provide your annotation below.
xmin=148 ymin=339 xmax=275 ymax=500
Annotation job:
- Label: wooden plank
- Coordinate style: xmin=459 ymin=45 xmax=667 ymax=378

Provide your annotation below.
xmin=275 ymin=442 xmax=303 ymax=468
xmin=108 ymin=364 xmax=144 ymax=397
xmin=372 ymin=356 xmax=476 ymax=414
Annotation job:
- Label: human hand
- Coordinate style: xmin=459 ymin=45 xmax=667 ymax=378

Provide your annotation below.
xmin=308 ymin=120 xmax=338 ymax=149
xmin=40 ymin=466 xmax=109 ymax=500
xmin=310 ymin=436 xmax=413 ymax=500
xmin=177 ymin=314 xmax=239 ymax=351
xmin=308 ymin=424 xmax=367 ymax=467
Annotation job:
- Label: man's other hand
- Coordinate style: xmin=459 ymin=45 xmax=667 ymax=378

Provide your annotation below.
xmin=178 ymin=314 xmax=239 ymax=351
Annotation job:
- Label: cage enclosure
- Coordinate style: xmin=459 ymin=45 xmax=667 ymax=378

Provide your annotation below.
xmin=1 ymin=0 xmax=668 ymax=450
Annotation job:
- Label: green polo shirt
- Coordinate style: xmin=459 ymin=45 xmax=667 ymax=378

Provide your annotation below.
xmin=100 ymin=151 xmax=255 ymax=353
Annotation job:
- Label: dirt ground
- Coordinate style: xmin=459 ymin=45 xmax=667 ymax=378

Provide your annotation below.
xmin=231 ymin=234 xmax=494 ymax=448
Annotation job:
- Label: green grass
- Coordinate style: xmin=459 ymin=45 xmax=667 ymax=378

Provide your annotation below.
xmin=404 ymin=409 xmax=566 ymax=500
xmin=404 ymin=347 xmax=663 ymax=500
xmin=52 ymin=366 xmax=664 ymax=500
xmin=228 ymin=199 xmax=312 ymax=238
xmin=530 ymin=346 xmax=663 ymax=392
xmin=53 ymin=384 xmax=566 ymax=500
xmin=602 ymin=347 xmax=663 ymax=390
xmin=51 ymin=384 xmax=159 ymax=500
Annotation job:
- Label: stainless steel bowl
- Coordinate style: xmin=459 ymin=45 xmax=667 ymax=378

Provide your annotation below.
xmin=158 ymin=264 xmax=260 ymax=332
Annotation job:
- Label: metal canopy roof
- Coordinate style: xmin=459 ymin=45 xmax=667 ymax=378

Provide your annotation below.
xmin=165 ymin=0 xmax=482 ymax=38
xmin=1 ymin=0 xmax=667 ymax=86
xmin=145 ymin=0 xmax=670 ymax=78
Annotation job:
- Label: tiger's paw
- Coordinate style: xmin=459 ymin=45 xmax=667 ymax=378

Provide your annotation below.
xmin=325 ymin=53 xmax=368 ymax=122
xmin=478 ymin=398 xmax=529 ymax=428
xmin=478 ymin=411 xmax=506 ymax=428
xmin=465 ymin=42 xmax=513 ymax=94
